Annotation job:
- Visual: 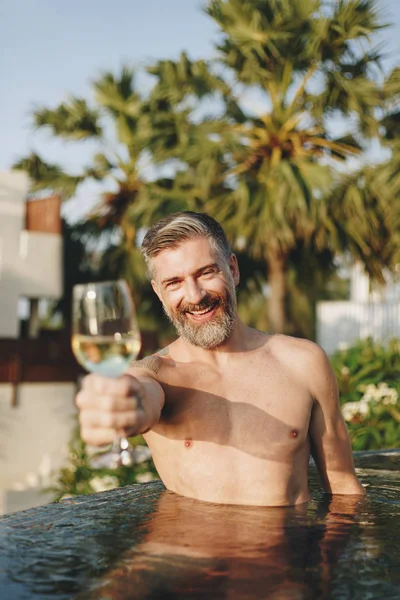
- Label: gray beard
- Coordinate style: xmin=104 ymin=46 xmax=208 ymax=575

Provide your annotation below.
xmin=163 ymin=286 xmax=237 ymax=350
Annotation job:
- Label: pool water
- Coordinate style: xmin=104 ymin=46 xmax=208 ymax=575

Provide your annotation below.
xmin=0 ymin=450 xmax=399 ymax=599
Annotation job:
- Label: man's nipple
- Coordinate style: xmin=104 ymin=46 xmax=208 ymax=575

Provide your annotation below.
xmin=289 ymin=429 xmax=299 ymax=439
xmin=184 ymin=439 xmax=193 ymax=448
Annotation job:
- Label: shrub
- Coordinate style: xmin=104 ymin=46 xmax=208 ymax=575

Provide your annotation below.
xmin=49 ymin=426 xmax=159 ymax=501
xmin=331 ymin=338 xmax=400 ymax=451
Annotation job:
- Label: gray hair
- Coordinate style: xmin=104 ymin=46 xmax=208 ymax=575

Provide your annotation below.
xmin=140 ymin=211 xmax=231 ymax=276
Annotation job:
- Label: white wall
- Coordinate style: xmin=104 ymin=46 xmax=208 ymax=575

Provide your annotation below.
xmin=0 ymin=170 xmax=62 ymax=337
xmin=18 ymin=231 xmax=63 ymax=297
xmin=349 ymin=262 xmax=370 ymax=302
xmin=0 ymin=382 xmax=77 ymax=513
xmin=317 ymin=301 xmax=400 ymax=355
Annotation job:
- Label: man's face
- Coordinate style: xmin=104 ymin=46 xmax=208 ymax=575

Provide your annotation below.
xmin=150 ymin=237 xmax=240 ymax=349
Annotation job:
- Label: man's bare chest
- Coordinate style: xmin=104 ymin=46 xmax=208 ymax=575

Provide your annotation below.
xmin=153 ymin=358 xmax=313 ymax=451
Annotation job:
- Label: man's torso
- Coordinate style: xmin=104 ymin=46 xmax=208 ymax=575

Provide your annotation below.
xmin=141 ymin=333 xmax=316 ymax=506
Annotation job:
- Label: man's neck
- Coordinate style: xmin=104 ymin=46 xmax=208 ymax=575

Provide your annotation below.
xmin=175 ymin=319 xmax=259 ymax=367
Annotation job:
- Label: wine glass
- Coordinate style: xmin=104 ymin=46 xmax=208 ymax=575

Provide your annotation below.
xmin=71 ymin=280 xmax=141 ymax=468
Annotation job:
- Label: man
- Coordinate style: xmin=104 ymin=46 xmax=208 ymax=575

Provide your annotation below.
xmin=76 ymin=211 xmax=365 ymax=506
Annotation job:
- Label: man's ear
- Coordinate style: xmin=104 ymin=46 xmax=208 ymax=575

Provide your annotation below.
xmin=229 ymin=254 xmax=240 ymax=286
xmin=151 ymin=279 xmax=162 ymax=302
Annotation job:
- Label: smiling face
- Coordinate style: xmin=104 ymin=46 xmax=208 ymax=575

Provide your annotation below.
xmin=150 ymin=237 xmax=240 ymax=349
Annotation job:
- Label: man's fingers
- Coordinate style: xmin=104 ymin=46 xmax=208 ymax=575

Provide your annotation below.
xmin=98 ymin=394 xmax=143 ymax=412
xmin=79 ymin=408 xmax=140 ymax=431
xmin=76 ymin=374 xmax=147 ymax=446
xmin=81 ymin=373 xmax=141 ymax=396
xmin=80 ymin=427 xmax=118 ymax=447
xmin=76 ymin=390 xmax=141 ymax=412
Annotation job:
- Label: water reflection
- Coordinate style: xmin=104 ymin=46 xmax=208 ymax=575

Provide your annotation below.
xmin=80 ymin=492 xmax=366 ymax=600
xmin=1 ymin=452 xmax=399 ymax=600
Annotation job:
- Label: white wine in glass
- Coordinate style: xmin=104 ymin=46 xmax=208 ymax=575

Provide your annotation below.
xmin=72 ymin=280 xmax=141 ymax=468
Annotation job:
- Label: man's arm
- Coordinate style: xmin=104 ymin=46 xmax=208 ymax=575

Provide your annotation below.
xmin=307 ymin=344 xmax=365 ymax=495
xmin=125 ymin=352 xmax=169 ymax=434
xmin=76 ymin=353 xmax=166 ymax=446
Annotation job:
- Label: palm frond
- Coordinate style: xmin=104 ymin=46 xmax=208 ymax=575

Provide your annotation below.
xmin=93 ymin=66 xmax=142 ymax=117
xmin=147 ymin=52 xmax=229 ymax=104
xmin=12 ymin=152 xmax=84 ymax=198
xmin=33 ymin=98 xmax=102 ymax=140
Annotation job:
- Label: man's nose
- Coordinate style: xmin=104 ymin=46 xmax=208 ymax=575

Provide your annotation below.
xmin=184 ymin=279 xmax=206 ymax=305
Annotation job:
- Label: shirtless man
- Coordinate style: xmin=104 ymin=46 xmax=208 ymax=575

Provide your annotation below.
xmin=76 ymin=211 xmax=365 ymax=506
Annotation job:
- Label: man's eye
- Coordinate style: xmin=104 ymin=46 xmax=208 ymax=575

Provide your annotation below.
xmin=202 ymin=269 xmax=216 ymax=277
xmin=166 ymin=281 xmax=180 ymax=289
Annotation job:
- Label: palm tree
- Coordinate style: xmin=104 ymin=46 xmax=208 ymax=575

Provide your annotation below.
xmin=13 ymin=55 xmax=232 ymax=254
xmin=129 ymin=53 xmax=237 ymax=223
xmin=13 ymin=57 xmax=239 ymax=333
xmin=328 ymin=132 xmax=400 ymax=283
xmin=202 ymin=0 xmax=394 ymax=332
xmin=13 ymin=67 xmax=194 ymax=315
xmin=14 ymin=4 xmax=400 ymax=336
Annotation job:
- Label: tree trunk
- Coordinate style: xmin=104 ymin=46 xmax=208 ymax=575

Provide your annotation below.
xmin=267 ymin=252 xmax=287 ymax=333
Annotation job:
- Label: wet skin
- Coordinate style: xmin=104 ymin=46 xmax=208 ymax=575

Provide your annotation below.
xmin=77 ymin=237 xmax=365 ymax=506
xmin=142 ymin=337 xmax=314 ymax=506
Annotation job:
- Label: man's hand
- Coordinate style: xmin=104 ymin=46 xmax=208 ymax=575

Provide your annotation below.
xmin=75 ymin=373 xmax=163 ymax=445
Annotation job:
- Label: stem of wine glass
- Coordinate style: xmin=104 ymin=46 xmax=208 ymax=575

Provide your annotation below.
xmin=111 ymin=435 xmax=135 ymax=467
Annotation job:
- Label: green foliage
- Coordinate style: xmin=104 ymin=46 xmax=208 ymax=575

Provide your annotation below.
xmin=328 ymin=162 xmax=400 ymax=283
xmin=34 ymin=98 xmax=102 ymax=140
xmin=13 ymin=153 xmax=84 ymax=199
xmin=236 ymin=243 xmax=348 ymax=339
xmin=203 ymin=0 xmax=398 ymax=331
xmin=13 ymin=0 xmax=400 ymax=335
xmin=331 ymin=337 xmax=400 ymax=451
xmin=49 ymin=426 xmax=159 ymax=502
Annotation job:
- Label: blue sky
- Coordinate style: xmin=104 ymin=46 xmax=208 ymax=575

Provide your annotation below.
xmin=1 ymin=0 xmax=399 ymax=219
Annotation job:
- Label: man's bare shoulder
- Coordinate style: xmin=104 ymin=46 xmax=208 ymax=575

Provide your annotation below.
xmin=268 ymin=334 xmax=329 ymax=374
xmin=128 ymin=345 xmax=174 ymax=378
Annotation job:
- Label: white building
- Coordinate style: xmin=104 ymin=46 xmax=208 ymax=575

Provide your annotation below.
xmin=317 ymin=261 xmax=400 ymax=355
xmin=0 ymin=170 xmax=63 ymax=336
xmin=0 ymin=170 xmax=76 ymax=514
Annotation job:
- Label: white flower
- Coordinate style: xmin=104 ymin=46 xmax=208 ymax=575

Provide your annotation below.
xmin=90 ymin=476 xmax=119 ymax=493
xmin=342 ymin=402 xmax=365 ymax=421
xmin=344 ymin=382 xmax=399 ymax=421
xmin=358 ymin=400 xmax=370 ymax=416
xmin=359 ymin=383 xmax=399 ymax=407
xmin=382 ymin=392 xmax=398 ymax=406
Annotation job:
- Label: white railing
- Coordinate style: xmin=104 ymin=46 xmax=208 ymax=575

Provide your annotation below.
xmin=317 ymin=301 xmax=400 ymax=355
